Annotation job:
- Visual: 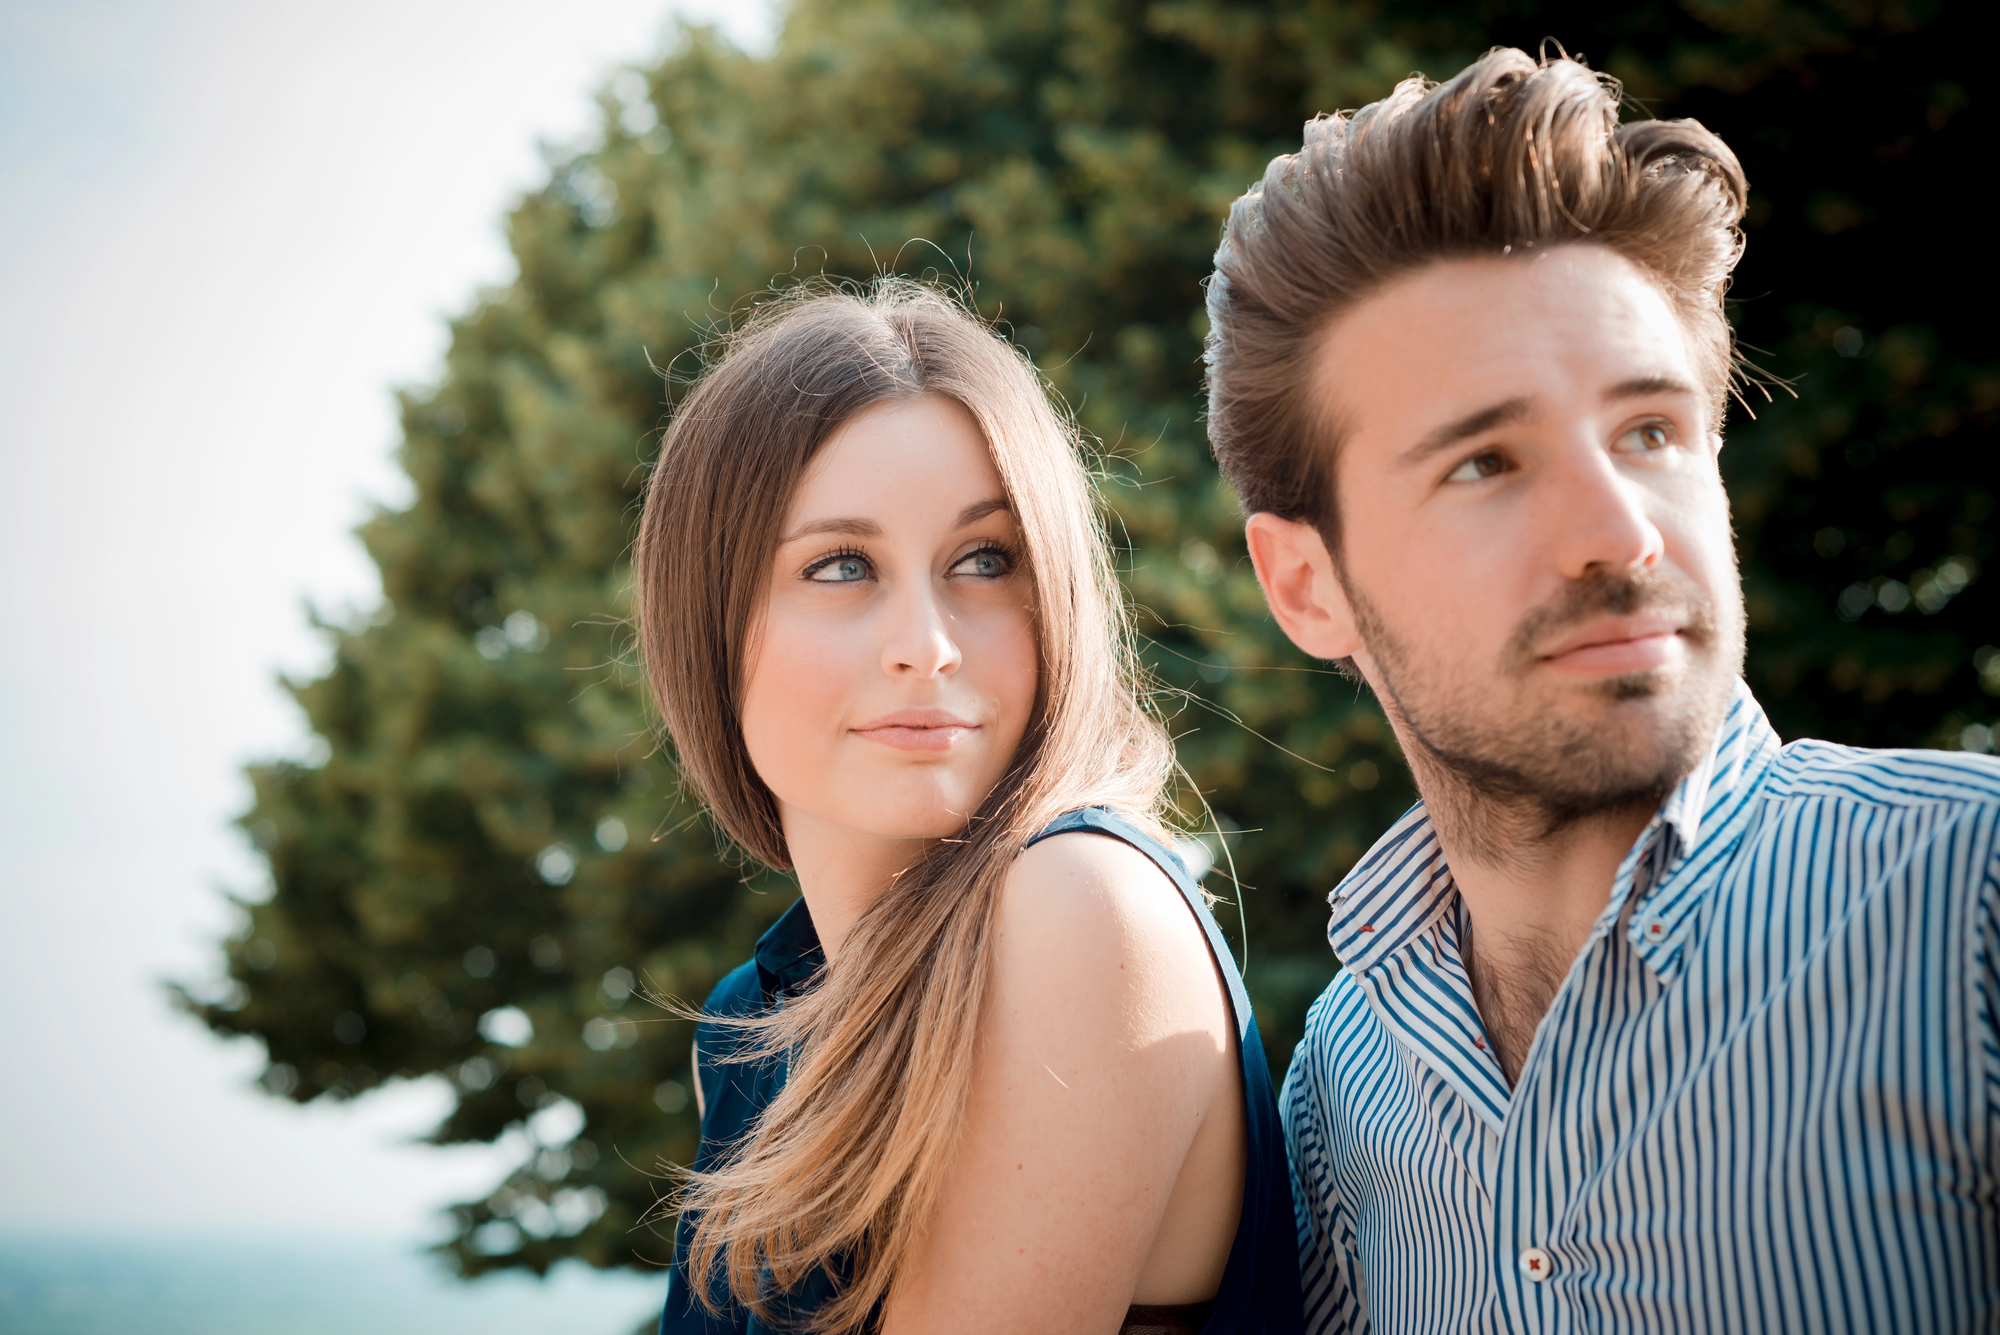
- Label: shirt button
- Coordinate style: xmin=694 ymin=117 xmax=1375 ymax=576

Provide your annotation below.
xmin=1519 ymin=1247 xmax=1553 ymax=1282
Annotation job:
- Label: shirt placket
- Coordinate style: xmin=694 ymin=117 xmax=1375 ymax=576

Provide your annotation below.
xmin=1484 ymin=835 xmax=1670 ymax=1335
xmin=1346 ymin=907 xmax=1516 ymax=1327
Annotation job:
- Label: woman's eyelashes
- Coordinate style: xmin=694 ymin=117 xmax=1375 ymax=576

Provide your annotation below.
xmin=798 ymin=540 xmax=1017 ymax=585
xmin=947 ymin=542 xmax=1016 ymax=580
xmin=802 ymin=547 xmax=871 ymax=583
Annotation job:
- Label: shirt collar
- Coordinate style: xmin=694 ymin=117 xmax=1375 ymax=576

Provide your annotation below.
xmin=1328 ymin=680 xmax=1782 ymax=983
xmin=753 ymin=897 xmax=825 ymax=1001
xmin=1327 ymin=802 xmax=1460 ymax=976
xmin=1621 ymin=682 xmax=1781 ymax=980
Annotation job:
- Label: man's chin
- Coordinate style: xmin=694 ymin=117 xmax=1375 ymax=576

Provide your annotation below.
xmin=1596 ymin=665 xmax=1678 ymax=703
xmin=1518 ymin=671 xmax=1725 ymax=791
xmin=1512 ymin=663 xmax=1650 ymax=717
xmin=1529 ymin=675 xmax=1704 ymax=751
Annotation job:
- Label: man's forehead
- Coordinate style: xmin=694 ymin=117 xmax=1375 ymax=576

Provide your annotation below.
xmin=1311 ymin=247 xmax=1703 ymax=451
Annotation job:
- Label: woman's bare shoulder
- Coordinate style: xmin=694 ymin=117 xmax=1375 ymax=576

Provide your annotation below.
xmin=993 ymin=828 xmax=1222 ymax=1024
xmin=1003 ymin=825 xmax=1186 ymax=927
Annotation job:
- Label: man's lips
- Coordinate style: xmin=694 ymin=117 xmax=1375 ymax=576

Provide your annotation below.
xmin=1536 ymin=615 xmax=1685 ymax=675
xmin=851 ymin=709 xmax=981 ymax=752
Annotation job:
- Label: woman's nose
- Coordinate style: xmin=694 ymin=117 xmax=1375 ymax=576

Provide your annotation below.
xmin=881 ymin=583 xmax=962 ymax=678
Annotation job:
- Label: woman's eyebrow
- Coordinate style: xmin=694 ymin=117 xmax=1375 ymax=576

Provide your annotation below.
xmin=780 ymin=516 xmax=883 ymax=543
xmin=780 ymin=499 xmax=1008 ymax=544
xmin=954 ymin=497 xmax=1010 ymax=527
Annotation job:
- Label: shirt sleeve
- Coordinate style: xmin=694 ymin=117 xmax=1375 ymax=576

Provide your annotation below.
xmin=1281 ymin=1012 xmax=1371 ymax=1335
xmin=1977 ymin=849 xmax=2000 ymax=1165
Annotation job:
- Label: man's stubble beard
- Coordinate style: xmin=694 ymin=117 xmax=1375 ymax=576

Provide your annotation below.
xmin=1347 ymin=563 xmax=1746 ymax=871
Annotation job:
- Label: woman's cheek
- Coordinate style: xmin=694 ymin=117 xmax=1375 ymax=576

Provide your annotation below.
xmin=973 ymin=604 xmax=1039 ymax=754
xmin=740 ymin=613 xmax=854 ymax=804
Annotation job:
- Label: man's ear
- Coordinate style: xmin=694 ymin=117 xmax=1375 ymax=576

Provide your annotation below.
xmin=1244 ymin=512 xmax=1363 ymax=661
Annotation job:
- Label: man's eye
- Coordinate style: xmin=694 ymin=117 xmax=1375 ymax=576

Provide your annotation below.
xmin=1445 ymin=451 xmax=1510 ymax=483
xmin=950 ymin=546 xmax=1012 ymax=579
xmin=1614 ymin=422 xmax=1673 ymax=453
xmin=806 ymin=554 xmax=870 ymax=583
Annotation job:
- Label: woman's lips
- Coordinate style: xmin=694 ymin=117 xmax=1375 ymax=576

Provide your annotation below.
xmin=850 ymin=710 xmax=980 ymax=752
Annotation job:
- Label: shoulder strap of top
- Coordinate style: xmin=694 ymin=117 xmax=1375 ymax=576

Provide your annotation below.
xmin=1024 ymin=807 xmax=1253 ymax=1042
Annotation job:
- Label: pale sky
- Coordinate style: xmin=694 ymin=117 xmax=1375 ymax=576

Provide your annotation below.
xmin=0 ymin=0 xmax=771 ymax=1255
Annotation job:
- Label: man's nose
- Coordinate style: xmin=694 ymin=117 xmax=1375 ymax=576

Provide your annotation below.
xmin=881 ymin=582 xmax=962 ymax=678
xmin=1544 ymin=442 xmax=1665 ymax=581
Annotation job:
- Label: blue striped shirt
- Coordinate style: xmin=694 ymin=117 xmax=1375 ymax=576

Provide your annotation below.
xmin=1281 ymin=683 xmax=2000 ymax=1332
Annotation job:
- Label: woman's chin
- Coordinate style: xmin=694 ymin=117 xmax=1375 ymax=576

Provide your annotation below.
xmin=835 ymin=792 xmax=987 ymax=844
xmin=870 ymin=810 xmax=978 ymax=843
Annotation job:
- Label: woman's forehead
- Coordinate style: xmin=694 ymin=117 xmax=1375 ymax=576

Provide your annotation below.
xmin=784 ymin=395 xmax=1006 ymax=528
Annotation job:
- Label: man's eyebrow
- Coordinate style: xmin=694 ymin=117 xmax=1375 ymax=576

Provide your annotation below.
xmin=1606 ymin=375 xmax=1702 ymax=403
xmin=954 ymin=497 xmax=1010 ymax=527
xmin=779 ymin=516 xmax=883 ymax=543
xmin=1398 ymin=397 xmax=1532 ymax=467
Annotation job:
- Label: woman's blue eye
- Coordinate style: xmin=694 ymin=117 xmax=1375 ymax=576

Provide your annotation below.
xmin=808 ymin=555 xmax=869 ymax=582
xmin=953 ymin=548 xmax=1010 ymax=578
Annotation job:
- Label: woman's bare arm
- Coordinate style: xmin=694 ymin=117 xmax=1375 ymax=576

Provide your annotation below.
xmin=883 ymin=831 xmax=1240 ymax=1335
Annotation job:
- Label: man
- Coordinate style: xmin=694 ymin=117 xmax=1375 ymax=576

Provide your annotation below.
xmin=1204 ymin=47 xmax=2000 ymax=1333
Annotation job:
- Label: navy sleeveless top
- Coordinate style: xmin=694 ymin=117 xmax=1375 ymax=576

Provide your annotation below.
xmin=659 ymin=807 xmax=1305 ymax=1334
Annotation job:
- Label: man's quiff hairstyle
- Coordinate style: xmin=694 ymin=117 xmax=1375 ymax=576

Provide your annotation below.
xmin=1203 ymin=47 xmax=1748 ymax=549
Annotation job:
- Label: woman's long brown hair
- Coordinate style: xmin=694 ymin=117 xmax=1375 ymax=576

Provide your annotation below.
xmin=633 ymin=278 xmax=1172 ymax=1332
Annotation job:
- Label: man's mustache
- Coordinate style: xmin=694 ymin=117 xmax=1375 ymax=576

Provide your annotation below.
xmin=1505 ymin=569 xmax=1717 ymax=673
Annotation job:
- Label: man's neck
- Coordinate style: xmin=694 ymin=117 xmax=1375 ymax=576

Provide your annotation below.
xmin=1414 ymin=760 xmax=1656 ymax=1083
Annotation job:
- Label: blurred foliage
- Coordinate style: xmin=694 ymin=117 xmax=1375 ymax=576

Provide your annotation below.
xmin=177 ymin=0 xmax=1994 ymax=1281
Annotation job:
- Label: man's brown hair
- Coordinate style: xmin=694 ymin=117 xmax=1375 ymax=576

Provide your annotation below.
xmin=1203 ymin=48 xmax=1748 ymax=550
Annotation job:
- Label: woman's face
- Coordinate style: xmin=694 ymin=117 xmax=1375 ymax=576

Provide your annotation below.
xmin=740 ymin=395 xmax=1038 ymax=854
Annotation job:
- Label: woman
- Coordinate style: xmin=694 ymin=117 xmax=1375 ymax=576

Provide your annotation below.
xmin=637 ymin=279 xmax=1302 ymax=1335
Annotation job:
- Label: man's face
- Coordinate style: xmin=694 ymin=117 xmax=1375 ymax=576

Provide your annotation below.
xmin=1248 ymin=244 xmax=1745 ymax=826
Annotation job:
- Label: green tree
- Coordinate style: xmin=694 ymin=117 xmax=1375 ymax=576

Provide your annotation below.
xmin=181 ymin=0 xmax=1993 ymax=1280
